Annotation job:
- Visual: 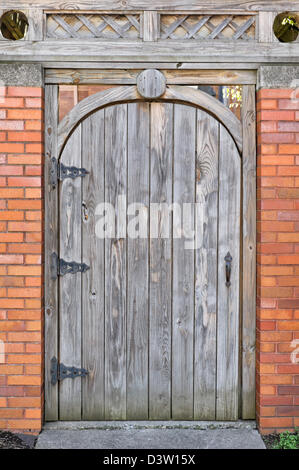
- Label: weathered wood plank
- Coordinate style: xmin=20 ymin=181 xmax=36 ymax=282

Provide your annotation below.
xmin=81 ymin=112 xmax=105 ymax=420
xmin=241 ymin=85 xmax=256 ymax=419
xmin=26 ymin=8 xmax=44 ymax=41
xmin=258 ymin=11 xmax=277 ymax=42
xmin=3 ymin=39 xmax=299 ymax=65
xmin=44 ymin=62 xmax=260 ymax=70
xmin=194 ymin=109 xmax=219 ymax=420
xmin=45 ymin=68 xmax=257 ymax=85
xmin=44 ymin=84 xmax=59 ymax=421
xmin=166 ymin=86 xmax=242 ymax=153
xmin=59 ymin=126 xmax=82 ymax=420
xmin=1 ymin=1 xmax=297 ymax=11
xmin=143 ymin=11 xmax=159 ymax=41
xmin=105 ymin=104 xmax=127 ymax=419
xmin=149 ymin=102 xmax=173 ymax=419
xmin=216 ymin=124 xmax=240 ymax=421
xmin=58 ymin=87 xmax=139 ymax=157
xmin=172 ymin=103 xmax=196 ymax=420
xmin=126 ymin=102 xmax=150 ymax=419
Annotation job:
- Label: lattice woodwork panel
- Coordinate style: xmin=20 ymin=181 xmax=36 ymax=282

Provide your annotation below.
xmin=46 ymin=14 xmax=141 ymax=40
xmin=160 ymin=14 xmax=256 ymax=40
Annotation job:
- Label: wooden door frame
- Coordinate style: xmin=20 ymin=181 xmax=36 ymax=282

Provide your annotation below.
xmin=44 ymin=75 xmax=256 ymax=421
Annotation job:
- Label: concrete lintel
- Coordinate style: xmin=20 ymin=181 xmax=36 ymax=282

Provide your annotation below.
xmin=0 ymin=63 xmax=43 ymax=87
xmin=258 ymin=65 xmax=299 ymax=89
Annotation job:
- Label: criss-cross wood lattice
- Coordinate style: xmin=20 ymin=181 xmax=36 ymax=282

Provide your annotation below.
xmin=160 ymin=14 xmax=256 ymax=40
xmin=46 ymin=14 xmax=141 ymax=40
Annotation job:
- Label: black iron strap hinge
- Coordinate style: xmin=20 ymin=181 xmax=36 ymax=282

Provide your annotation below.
xmin=51 ymin=357 xmax=89 ymax=385
xmin=51 ymin=252 xmax=90 ymax=280
xmin=50 ymin=157 xmax=89 ymax=188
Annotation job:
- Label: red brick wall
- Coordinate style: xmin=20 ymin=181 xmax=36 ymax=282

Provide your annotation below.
xmin=0 ymin=86 xmax=43 ymax=433
xmin=257 ymin=88 xmax=299 ymax=434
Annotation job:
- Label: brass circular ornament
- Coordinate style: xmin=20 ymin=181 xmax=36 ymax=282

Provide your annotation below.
xmin=273 ymin=11 xmax=299 ymax=43
xmin=0 ymin=10 xmax=29 ymax=40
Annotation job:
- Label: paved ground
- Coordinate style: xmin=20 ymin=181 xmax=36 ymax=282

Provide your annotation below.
xmin=36 ymin=421 xmax=265 ymax=449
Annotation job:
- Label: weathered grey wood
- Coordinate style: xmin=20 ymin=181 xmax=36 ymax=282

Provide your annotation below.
xmin=81 ymin=112 xmax=105 ymax=419
xmin=45 ymin=68 xmax=257 ymax=85
xmin=44 ymin=85 xmax=59 ymax=421
xmin=241 ymin=86 xmax=256 ymax=419
xmin=216 ymin=124 xmax=240 ymax=421
xmin=258 ymin=11 xmax=277 ymax=42
xmin=137 ymin=69 xmax=166 ymax=98
xmin=3 ymin=38 xmax=299 ymax=64
xmin=58 ymin=85 xmax=242 ymax=158
xmin=160 ymin=15 xmax=188 ymax=39
xmin=194 ymin=109 xmax=219 ymax=420
xmin=208 ymin=16 xmax=234 ymax=39
xmin=126 ymin=102 xmax=150 ymax=419
xmin=143 ymin=11 xmax=159 ymax=41
xmin=172 ymin=104 xmax=196 ymax=420
xmin=26 ymin=9 xmax=44 ymax=41
xmin=232 ymin=16 xmax=256 ymax=39
xmin=105 ymin=104 xmax=127 ymax=419
xmin=58 ymin=87 xmax=139 ymax=156
xmin=166 ymin=86 xmax=242 ymax=152
xmin=1 ymin=1 xmax=298 ymax=11
xmin=149 ymin=103 xmax=173 ymax=419
xmin=45 ymin=82 xmax=252 ymax=422
xmin=59 ymin=126 xmax=82 ymax=420
xmin=46 ymin=68 xmax=137 ymax=84
xmin=44 ymin=62 xmax=260 ymax=70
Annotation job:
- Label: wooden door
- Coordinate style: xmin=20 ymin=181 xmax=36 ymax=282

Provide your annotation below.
xmin=45 ymin=85 xmax=244 ymax=421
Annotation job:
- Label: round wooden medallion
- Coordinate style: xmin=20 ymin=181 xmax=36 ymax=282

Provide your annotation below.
xmin=137 ymin=69 xmax=166 ymax=99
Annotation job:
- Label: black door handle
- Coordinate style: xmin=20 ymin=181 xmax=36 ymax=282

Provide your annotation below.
xmin=225 ymin=252 xmax=232 ymax=287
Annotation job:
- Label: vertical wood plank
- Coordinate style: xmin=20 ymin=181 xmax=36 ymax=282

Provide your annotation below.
xmin=172 ymin=104 xmax=196 ymax=420
xmin=258 ymin=12 xmax=277 ymax=43
xmin=194 ymin=109 xmax=219 ymax=420
xmin=216 ymin=125 xmax=241 ymax=421
xmin=127 ymin=102 xmax=150 ymax=419
xmin=26 ymin=9 xmax=44 ymax=41
xmin=59 ymin=126 xmax=82 ymax=420
xmin=143 ymin=11 xmax=159 ymax=41
xmin=105 ymin=104 xmax=127 ymax=419
xmin=242 ymin=85 xmax=256 ymax=419
xmin=149 ymin=103 xmax=173 ymax=419
xmin=44 ymin=85 xmax=58 ymax=421
xmin=81 ymin=111 xmax=105 ymax=419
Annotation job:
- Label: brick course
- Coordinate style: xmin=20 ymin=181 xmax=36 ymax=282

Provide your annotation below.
xmin=257 ymin=88 xmax=299 ymax=435
xmin=0 ymin=86 xmax=43 ymax=433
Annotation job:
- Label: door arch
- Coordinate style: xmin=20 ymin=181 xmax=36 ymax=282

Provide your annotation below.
xmin=57 ymin=84 xmax=242 ymax=158
xmin=45 ymin=82 xmax=251 ymax=421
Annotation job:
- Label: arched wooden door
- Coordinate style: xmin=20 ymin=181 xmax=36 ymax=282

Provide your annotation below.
xmin=45 ymin=83 xmax=243 ymax=421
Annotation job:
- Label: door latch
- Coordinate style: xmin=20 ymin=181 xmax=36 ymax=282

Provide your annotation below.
xmin=51 ymin=252 xmax=90 ymax=280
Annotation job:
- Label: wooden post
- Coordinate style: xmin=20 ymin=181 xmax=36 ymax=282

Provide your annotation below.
xmin=26 ymin=9 xmax=44 ymax=41
xmin=258 ymin=11 xmax=277 ymax=43
xmin=143 ymin=11 xmax=159 ymax=41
